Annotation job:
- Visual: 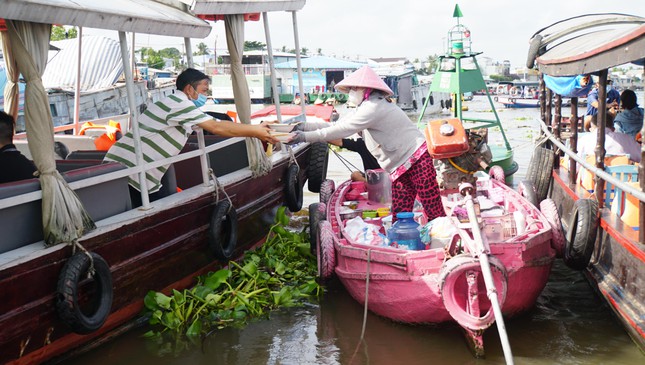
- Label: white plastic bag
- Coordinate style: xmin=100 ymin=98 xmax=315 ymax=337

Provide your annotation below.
xmin=345 ymin=216 xmax=385 ymax=246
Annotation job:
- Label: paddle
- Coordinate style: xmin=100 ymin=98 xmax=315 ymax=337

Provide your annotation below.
xmin=459 ymin=182 xmax=515 ymax=365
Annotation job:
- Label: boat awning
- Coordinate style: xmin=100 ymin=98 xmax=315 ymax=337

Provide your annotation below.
xmin=0 ymin=0 xmax=211 ymax=38
xmin=192 ymin=0 xmax=306 ymax=15
xmin=530 ymin=13 xmax=645 ymax=76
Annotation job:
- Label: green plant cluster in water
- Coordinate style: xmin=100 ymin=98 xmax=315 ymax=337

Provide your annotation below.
xmin=142 ymin=206 xmax=322 ymax=342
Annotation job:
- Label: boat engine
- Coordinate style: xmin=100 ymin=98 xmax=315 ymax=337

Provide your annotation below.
xmin=425 ymin=119 xmax=492 ymax=190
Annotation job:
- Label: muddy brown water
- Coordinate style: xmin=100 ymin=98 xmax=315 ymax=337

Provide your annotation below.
xmin=63 ymin=96 xmax=644 ymax=364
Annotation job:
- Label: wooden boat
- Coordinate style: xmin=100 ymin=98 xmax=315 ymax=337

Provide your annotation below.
xmin=311 ymin=165 xmax=559 ymax=358
xmin=524 ymin=13 xmax=645 ymax=352
xmin=0 ymin=1 xmax=327 ymax=364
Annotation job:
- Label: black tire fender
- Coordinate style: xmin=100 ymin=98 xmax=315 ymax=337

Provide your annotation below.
xmin=56 ymin=252 xmax=113 ymax=334
xmin=317 ymin=220 xmax=336 ymax=280
xmin=319 ymin=179 xmax=336 ymax=204
xmin=526 ymin=34 xmax=543 ymax=69
xmin=308 ymin=202 xmax=327 ymax=256
xmin=526 ymin=147 xmax=554 ymax=203
xmin=307 ymin=142 xmax=329 ymax=193
xmin=518 ymin=179 xmax=538 ymax=207
xmin=284 ymin=164 xmax=304 ymax=212
xmin=564 ymin=199 xmax=598 ymax=270
xmin=208 ymin=200 xmax=238 ymax=261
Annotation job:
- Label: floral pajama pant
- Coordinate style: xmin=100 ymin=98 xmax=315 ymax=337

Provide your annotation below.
xmin=391 ymin=152 xmax=446 ymax=221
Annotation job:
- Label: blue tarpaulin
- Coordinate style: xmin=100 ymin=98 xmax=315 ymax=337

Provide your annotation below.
xmin=543 ymin=75 xmax=592 ymax=97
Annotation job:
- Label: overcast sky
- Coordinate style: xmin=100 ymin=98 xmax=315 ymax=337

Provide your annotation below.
xmin=84 ymin=1 xmax=645 ymax=70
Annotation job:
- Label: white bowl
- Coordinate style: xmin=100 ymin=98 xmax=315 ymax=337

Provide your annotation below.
xmin=268 ymin=123 xmax=299 ymax=133
xmin=270 ymin=131 xmax=294 ymax=142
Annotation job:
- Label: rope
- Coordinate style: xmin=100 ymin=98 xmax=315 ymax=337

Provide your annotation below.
xmin=209 ymin=168 xmax=232 ymax=211
xmin=71 ymin=239 xmax=95 ymax=277
xmin=331 ymin=148 xmax=362 ymax=173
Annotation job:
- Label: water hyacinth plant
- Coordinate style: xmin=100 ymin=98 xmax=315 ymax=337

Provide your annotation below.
xmin=143 ymin=207 xmax=322 ymax=343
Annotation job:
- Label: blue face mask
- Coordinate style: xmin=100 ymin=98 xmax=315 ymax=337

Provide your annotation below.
xmin=193 ymin=93 xmax=207 ymax=108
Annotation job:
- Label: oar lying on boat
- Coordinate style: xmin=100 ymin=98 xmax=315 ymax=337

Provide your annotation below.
xmin=459 ymin=182 xmax=515 ymax=365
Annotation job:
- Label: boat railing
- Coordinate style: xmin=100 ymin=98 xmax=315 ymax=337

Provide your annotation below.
xmin=13 ymin=113 xmax=131 ymax=139
xmin=207 ymin=63 xmax=270 ymax=76
xmin=538 ymin=119 xmax=645 ymax=204
xmin=0 ymin=134 xmax=246 ymax=210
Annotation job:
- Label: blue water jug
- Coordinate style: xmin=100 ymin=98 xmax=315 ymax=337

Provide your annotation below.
xmin=387 ymin=212 xmax=423 ymax=250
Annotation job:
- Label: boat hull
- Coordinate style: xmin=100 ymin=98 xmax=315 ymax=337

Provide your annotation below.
xmin=0 ymin=145 xmax=313 ymax=365
xmin=550 ymin=167 xmax=645 ymax=352
xmin=325 ymin=180 xmax=555 ymax=326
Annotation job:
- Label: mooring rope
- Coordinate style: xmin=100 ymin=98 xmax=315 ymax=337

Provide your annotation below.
xmin=360 ymin=249 xmax=371 ymax=340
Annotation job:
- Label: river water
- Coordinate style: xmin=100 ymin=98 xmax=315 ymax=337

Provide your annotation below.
xmin=66 ymin=96 xmax=644 ymax=364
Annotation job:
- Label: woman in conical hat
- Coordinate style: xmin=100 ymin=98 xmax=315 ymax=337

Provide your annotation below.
xmin=287 ymin=65 xmax=445 ymax=222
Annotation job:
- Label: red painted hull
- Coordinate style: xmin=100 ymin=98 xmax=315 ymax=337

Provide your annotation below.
xmin=0 ymin=145 xmax=312 ymax=365
xmin=550 ymin=168 xmax=645 ymax=352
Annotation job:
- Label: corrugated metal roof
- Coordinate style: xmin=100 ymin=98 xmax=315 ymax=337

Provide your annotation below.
xmin=193 ymin=0 xmax=305 ymax=15
xmin=43 ymin=36 xmax=123 ymax=92
xmin=0 ymin=0 xmax=211 ymax=38
xmin=275 ymin=56 xmax=364 ymax=69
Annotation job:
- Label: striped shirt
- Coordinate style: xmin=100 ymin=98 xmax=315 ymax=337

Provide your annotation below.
xmin=104 ymin=91 xmax=212 ymax=193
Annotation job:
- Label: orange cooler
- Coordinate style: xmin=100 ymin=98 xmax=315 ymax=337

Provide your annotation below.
xmin=424 ymin=118 xmax=469 ymax=159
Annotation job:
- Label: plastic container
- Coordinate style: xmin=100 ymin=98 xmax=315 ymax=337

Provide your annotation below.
xmin=387 ymin=212 xmax=423 ymax=250
xmin=366 ymin=169 xmax=392 ymax=204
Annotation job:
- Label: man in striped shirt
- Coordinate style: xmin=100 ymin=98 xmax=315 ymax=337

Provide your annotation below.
xmin=104 ymin=68 xmax=277 ymax=204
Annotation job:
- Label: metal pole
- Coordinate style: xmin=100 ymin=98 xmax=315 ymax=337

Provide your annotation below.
xmin=73 ymin=27 xmax=82 ymax=134
xmin=291 ymin=11 xmax=306 ymax=119
xmin=118 ymin=31 xmax=150 ymax=209
xmin=262 ymin=12 xmax=282 ymax=123
xmin=463 ymin=187 xmax=514 ymax=365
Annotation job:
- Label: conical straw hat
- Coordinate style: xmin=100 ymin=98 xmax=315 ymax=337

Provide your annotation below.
xmin=335 ymin=65 xmax=393 ymax=96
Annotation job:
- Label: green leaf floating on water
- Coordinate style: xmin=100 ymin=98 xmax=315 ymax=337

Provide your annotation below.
xmin=143 ymin=207 xmax=324 ymax=350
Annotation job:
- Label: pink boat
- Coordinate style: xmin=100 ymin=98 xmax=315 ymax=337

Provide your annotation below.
xmin=311 ymin=170 xmax=561 ymax=357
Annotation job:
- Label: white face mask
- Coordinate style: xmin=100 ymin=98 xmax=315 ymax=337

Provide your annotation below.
xmin=348 ymin=88 xmax=365 ymax=106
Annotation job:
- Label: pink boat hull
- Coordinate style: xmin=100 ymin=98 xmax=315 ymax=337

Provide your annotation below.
xmin=322 ymin=179 xmax=556 ymax=329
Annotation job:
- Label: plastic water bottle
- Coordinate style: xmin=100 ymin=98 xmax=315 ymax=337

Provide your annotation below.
xmin=387 ymin=212 xmax=423 ymax=250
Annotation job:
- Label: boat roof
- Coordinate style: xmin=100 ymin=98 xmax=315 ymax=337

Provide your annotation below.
xmin=531 ymin=13 xmax=645 ymax=76
xmin=0 ymin=0 xmax=211 ymax=38
xmin=192 ymin=0 xmax=305 ymax=15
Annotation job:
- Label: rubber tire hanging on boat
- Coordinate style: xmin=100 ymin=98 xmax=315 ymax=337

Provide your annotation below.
xmin=488 ymin=165 xmax=506 ymax=184
xmin=317 ymin=220 xmax=336 ymax=281
xmin=540 ymin=198 xmax=566 ymax=258
xmin=439 ymin=254 xmax=507 ymax=331
xmin=518 ymin=180 xmax=538 ymax=207
xmin=284 ymin=163 xmax=303 ymax=212
xmin=307 ymin=142 xmax=329 ymax=193
xmin=564 ymin=199 xmax=598 ymax=271
xmin=319 ymin=179 xmax=335 ymax=205
xmin=208 ymin=200 xmax=238 ymax=261
xmin=308 ymin=202 xmax=327 ymax=256
xmin=526 ymin=146 xmax=554 ymax=203
xmin=526 ymin=34 xmax=543 ymax=69
xmin=56 ymin=252 xmax=113 ymax=334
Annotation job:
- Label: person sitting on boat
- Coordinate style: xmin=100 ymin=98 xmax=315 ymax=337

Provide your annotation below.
xmin=287 ymin=65 xmax=446 ymax=221
xmin=0 ymin=111 xmax=37 ymax=184
xmin=104 ymin=68 xmax=278 ymax=205
xmin=577 ymin=112 xmax=641 ymax=164
xmin=613 ymin=89 xmax=644 ymax=139
xmin=584 ymin=79 xmax=620 ymax=131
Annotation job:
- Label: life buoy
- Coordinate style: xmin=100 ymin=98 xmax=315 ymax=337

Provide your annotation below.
xmin=518 ymin=180 xmax=538 ymax=207
xmin=510 ymin=87 xmax=520 ymax=96
xmin=319 ymin=179 xmax=335 ymax=204
xmin=564 ymin=199 xmax=598 ymax=270
xmin=284 ymin=164 xmax=303 ymax=212
xmin=317 ymin=220 xmax=336 ymax=280
xmin=308 ymin=202 xmax=327 ymax=256
xmin=56 ymin=252 xmax=113 ymax=334
xmin=526 ymin=147 xmax=554 ymax=203
xmin=208 ymin=200 xmax=238 ymax=261
xmin=307 ymin=142 xmax=329 ymax=193
xmin=439 ymin=254 xmax=507 ymax=331
xmin=488 ymin=165 xmax=506 ymax=184
xmin=540 ymin=198 xmax=565 ymax=258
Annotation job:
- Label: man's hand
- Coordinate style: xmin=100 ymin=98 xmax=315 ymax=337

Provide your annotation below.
xmin=286 ymin=130 xmax=306 ymax=145
xmin=255 ymin=124 xmax=279 ymax=144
